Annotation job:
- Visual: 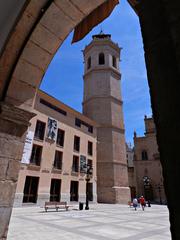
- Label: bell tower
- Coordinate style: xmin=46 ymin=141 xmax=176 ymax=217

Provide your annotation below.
xmin=83 ymin=33 xmax=130 ymax=203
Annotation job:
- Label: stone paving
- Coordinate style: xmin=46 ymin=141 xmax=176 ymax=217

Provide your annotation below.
xmin=8 ymin=204 xmax=171 ymax=240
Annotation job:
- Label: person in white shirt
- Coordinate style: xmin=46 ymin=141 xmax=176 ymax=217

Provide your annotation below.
xmin=133 ymin=198 xmax=138 ymax=211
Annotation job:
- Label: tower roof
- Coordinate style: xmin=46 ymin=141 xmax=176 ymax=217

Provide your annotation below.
xmin=92 ymin=31 xmax=111 ymax=40
xmin=83 ymin=31 xmax=120 ymax=54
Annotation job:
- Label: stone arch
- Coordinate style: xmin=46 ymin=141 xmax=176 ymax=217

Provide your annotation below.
xmin=87 ymin=56 xmax=91 ymax=70
xmin=0 ymin=0 xmax=107 ymax=111
xmin=0 ymin=1 xmax=109 ymax=239
xmin=99 ymin=52 xmax=105 ymax=65
xmin=141 ymin=150 xmax=148 ymax=160
xmin=112 ymin=55 xmax=117 ymax=68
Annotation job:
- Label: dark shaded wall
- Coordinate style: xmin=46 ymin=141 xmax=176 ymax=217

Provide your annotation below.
xmin=138 ymin=1 xmax=180 ymax=239
xmin=0 ymin=0 xmax=28 ymax=55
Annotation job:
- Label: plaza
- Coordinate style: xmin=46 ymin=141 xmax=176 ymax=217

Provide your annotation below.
xmin=8 ymin=204 xmax=171 ymax=240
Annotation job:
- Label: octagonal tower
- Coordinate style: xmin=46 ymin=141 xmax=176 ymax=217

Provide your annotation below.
xmin=83 ymin=33 xmax=130 ymax=203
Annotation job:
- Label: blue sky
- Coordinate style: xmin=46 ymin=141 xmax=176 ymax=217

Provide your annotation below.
xmin=40 ymin=0 xmax=152 ymax=145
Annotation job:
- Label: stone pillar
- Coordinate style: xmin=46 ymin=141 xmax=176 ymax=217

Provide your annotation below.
xmin=137 ymin=0 xmax=180 ymax=239
xmin=0 ymin=103 xmax=35 ymax=239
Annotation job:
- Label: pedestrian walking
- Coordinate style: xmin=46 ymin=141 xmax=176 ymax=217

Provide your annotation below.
xmin=139 ymin=196 xmax=146 ymax=211
xmin=132 ymin=198 xmax=138 ymax=211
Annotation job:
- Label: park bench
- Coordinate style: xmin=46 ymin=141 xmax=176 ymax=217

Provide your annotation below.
xmin=44 ymin=201 xmax=70 ymax=212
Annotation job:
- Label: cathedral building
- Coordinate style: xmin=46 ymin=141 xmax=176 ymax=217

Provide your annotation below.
xmin=133 ymin=116 xmax=166 ymax=204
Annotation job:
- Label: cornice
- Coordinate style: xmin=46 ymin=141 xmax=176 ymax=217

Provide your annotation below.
xmin=83 ymin=95 xmax=123 ymax=106
xmin=83 ymin=39 xmax=120 ymax=54
xmin=84 ymin=67 xmax=121 ymax=80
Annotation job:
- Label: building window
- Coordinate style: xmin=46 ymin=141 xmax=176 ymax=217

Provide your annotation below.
xmin=88 ymin=125 xmax=93 ymax=133
xmin=56 ymin=129 xmax=65 ymax=147
xmin=30 ymin=144 xmax=42 ymax=166
xmin=34 ymin=120 xmax=46 ymax=140
xmin=142 ymin=150 xmax=148 ymax=160
xmin=88 ymin=141 xmax=93 ymax=156
xmin=75 ymin=118 xmax=93 ymax=133
xmin=87 ymin=159 xmax=93 ymax=169
xmin=75 ymin=118 xmax=81 ymax=127
xmin=99 ymin=52 xmax=105 ymax=65
xmin=72 ymin=156 xmax=79 ymax=172
xmin=87 ymin=57 xmax=91 ymax=69
xmin=54 ymin=151 xmax=63 ymax=170
xmin=112 ymin=56 xmax=117 ymax=68
xmin=74 ymin=136 xmax=80 ymax=152
xmin=40 ymin=98 xmax=67 ymax=116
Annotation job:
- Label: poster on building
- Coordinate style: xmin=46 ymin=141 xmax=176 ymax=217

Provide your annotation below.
xmin=47 ymin=117 xmax=57 ymax=141
xmin=21 ymin=130 xmax=34 ymax=164
xmin=80 ymin=155 xmax=87 ymax=173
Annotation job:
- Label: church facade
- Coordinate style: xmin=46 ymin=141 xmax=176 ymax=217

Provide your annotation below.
xmin=133 ymin=116 xmax=166 ymax=204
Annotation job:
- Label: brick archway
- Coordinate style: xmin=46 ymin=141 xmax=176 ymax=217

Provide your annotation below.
xmin=0 ymin=1 xmax=108 ymax=239
xmin=1 ymin=1 xmax=180 ymax=239
xmin=0 ymin=0 xmax=108 ymax=111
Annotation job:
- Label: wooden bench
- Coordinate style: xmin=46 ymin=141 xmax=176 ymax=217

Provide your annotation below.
xmin=44 ymin=201 xmax=70 ymax=212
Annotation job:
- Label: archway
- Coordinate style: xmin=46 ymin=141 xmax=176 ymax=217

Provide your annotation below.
xmin=0 ymin=0 xmax=180 ymax=239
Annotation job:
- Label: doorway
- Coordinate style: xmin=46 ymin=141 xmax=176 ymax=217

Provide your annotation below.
xmin=23 ymin=176 xmax=39 ymax=203
xmin=70 ymin=181 xmax=79 ymax=201
xmin=144 ymin=184 xmax=154 ymax=201
xmin=50 ymin=179 xmax=61 ymax=202
xmin=88 ymin=183 xmax=93 ymax=201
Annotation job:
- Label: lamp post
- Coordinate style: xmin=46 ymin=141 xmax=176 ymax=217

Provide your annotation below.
xmin=85 ymin=164 xmax=93 ymax=210
xmin=143 ymin=176 xmax=150 ymax=186
xmin=143 ymin=176 xmax=150 ymax=201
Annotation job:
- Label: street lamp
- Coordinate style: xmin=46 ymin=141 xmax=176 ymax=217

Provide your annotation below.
xmin=85 ymin=164 xmax=93 ymax=210
xmin=143 ymin=176 xmax=150 ymax=186
xmin=142 ymin=176 xmax=151 ymax=201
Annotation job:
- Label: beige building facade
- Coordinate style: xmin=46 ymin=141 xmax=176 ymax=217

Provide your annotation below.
xmin=14 ymin=90 xmax=98 ymax=206
xmin=133 ymin=116 xmax=166 ymax=204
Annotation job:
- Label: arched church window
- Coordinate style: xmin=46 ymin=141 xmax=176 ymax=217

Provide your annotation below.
xmin=87 ymin=57 xmax=91 ymax=69
xmin=112 ymin=55 xmax=117 ymax=68
xmin=99 ymin=53 xmax=105 ymax=65
xmin=142 ymin=150 xmax=148 ymax=160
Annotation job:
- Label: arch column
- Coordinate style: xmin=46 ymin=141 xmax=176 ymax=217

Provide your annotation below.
xmin=0 ymin=103 xmax=35 ymax=239
xmin=137 ymin=0 xmax=180 ymax=239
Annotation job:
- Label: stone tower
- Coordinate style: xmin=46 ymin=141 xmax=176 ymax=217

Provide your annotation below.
xmin=83 ymin=33 xmax=130 ymax=203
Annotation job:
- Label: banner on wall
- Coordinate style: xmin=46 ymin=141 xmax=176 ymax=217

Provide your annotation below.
xmin=80 ymin=155 xmax=87 ymax=173
xmin=47 ymin=117 xmax=57 ymax=141
xmin=21 ymin=130 xmax=34 ymax=164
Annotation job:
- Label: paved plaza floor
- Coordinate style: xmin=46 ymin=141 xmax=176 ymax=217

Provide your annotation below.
xmin=8 ymin=204 xmax=171 ymax=240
